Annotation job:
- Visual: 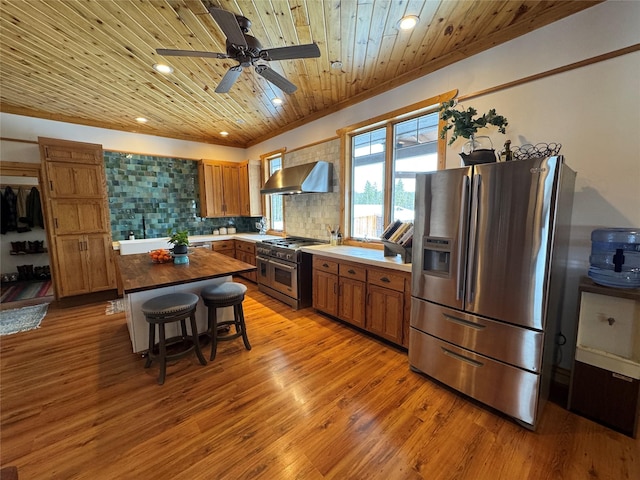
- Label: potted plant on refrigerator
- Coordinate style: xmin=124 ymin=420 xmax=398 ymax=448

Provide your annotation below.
xmin=167 ymin=228 xmax=190 ymax=254
xmin=439 ymin=99 xmax=509 ymax=165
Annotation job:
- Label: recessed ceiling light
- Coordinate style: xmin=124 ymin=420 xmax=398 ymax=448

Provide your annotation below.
xmin=398 ymin=15 xmax=419 ymax=30
xmin=271 ymin=97 xmax=283 ymax=105
xmin=135 ymin=117 xmax=148 ymax=123
xmin=220 ymin=131 xmax=229 ymax=137
xmin=331 ymin=61 xmax=343 ymax=70
xmin=153 ymin=63 xmax=174 ymax=74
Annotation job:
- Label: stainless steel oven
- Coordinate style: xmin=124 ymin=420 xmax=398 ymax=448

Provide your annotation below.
xmin=256 ymin=237 xmax=323 ymax=309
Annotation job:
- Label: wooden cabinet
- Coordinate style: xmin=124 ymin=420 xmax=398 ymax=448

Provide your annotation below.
xmin=366 ymin=268 xmax=407 ymax=345
xmin=238 ymin=162 xmax=251 ymax=217
xmin=312 ymin=255 xmax=410 ymax=347
xmin=313 ymin=257 xmax=339 ymax=317
xmin=568 ymin=277 xmax=640 ymax=437
xmin=199 ymin=160 xmax=246 ymax=217
xmin=57 ymin=234 xmax=117 ymax=296
xmin=39 ymin=137 xmax=117 ymax=299
xmin=235 ymin=240 xmax=257 ymax=283
xmin=212 ymin=240 xmax=235 ymax=257
xmin=338 ymin=263 xmax=366 ymax=328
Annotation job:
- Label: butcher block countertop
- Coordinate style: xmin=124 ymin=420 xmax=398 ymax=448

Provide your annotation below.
xmin=116 ymin=248 xmax=256 ymax=294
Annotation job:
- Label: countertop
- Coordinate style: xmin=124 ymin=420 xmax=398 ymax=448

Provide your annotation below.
xmin=116 ymin=247 xmax=256 ymax=294
xmin=115 ymin=233 xmax=281 ymax=255
xmin=300 ymin=244 xmax=412 ymax=273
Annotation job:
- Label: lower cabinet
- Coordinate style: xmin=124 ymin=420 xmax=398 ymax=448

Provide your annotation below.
xmin=312 ymin=255 xmax=410 ymax=347
xmin=212 ymin=240 xmax=235 ymax=258
xmin=235 ymin=240 xmax=257 ymax=283
xmin=55 ymin=233 xmax=116 ymax=297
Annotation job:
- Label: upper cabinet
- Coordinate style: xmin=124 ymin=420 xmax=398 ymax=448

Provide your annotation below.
xmin=198 ymin=159 xmax=261 ymax=218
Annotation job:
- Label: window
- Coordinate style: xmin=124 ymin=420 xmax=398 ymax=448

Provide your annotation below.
xmin=261 ymin=150 xmax=285 ymax=232
xmin=348 ymin=110 xmax=442 ymax=240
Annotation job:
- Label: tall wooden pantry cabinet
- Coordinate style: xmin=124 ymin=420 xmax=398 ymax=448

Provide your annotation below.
xmin=38 ymin=137 xmax=117 ymax=298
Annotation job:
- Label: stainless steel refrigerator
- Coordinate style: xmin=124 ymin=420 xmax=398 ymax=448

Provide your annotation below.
xmin=409 ymin=155 xmax=575 ymax=429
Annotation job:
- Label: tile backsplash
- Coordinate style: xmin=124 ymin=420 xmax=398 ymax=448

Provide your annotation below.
xmin=104 ymin=152 xmax=261 ymax=241
xmin=283 ymin=138 xmax=341 ymax=241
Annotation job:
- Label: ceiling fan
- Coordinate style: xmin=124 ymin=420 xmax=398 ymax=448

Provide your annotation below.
xmin=156 ymin=6 xmax=321 ymax=94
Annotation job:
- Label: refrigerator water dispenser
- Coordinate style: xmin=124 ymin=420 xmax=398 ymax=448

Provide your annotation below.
xmin=422 ymin=237 xmax=452 ymax=277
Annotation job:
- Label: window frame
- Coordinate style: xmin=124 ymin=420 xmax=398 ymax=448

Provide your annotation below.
xmin=339 ymin=90 xmax=457 ymax=245
xmin=260 ymin=148 xmax=286 ymax=234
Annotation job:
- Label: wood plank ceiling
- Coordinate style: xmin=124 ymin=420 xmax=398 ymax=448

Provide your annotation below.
xmin=0 ymin=0 xmax=601 ymax=148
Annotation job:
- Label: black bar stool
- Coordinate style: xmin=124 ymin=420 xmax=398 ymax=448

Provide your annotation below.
xmin=142 ymin=292 xmax=207 ymax=384
xmin=200 ymin=282 xmax=251 ymax=361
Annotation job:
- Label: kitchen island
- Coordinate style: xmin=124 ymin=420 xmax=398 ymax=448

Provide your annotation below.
xmin=116 ymin=248 xmax=256 ymax=353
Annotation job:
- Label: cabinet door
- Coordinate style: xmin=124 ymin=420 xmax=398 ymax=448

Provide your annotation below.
xmin=55 ymin=236 xmax=91 ymax=297
xmin=42 ymin=140 xmax=103 ymax=164
xmin=46 ymin=162 xmax=105 ymax=198
xmin=51 ymin=200 xmax=109 ymax=234
xmin=339 ymin=277 xmax=366 ymax=328
xmin=238 ymin=163 xmax=251 ymax=216
xmin=199 ymin=161 xmax=225 ymax=217
xmin=85 ymin=233 xmax=117 ymax=292
xmin=313 ymin=270 xmax=338 ymax=316
xmin=222 ymin=164 xmax=241 ymax=216
xmin=366 ymin=284 xmax=404 ymax=344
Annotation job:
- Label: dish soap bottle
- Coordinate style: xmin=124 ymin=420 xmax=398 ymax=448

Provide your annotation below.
xmin=128 ymin=231 xmax=135 ymax=240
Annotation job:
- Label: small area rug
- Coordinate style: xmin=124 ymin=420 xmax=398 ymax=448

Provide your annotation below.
xmin=0 ymin=280 xmax=53 ymax=303
xmin=0 ymin=303 xmax=48 ymax=335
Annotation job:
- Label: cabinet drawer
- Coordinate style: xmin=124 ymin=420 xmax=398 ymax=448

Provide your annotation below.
xmin=213 ymin=241 xmax=234 ymax=251
xmin=313 ymin=257 xmax=338 ymax=274
xmin=410 ymin=298 xmax=542 ymax=372
xmin=339 ymin=263 xmax=366 ymax=281
xmin=235 ymin=241 xmax=255 ymax=254
xmin=409 ymin=329 xmax=539 ymax=427
xmin=367 ymin=268 xmax=406 ymax=292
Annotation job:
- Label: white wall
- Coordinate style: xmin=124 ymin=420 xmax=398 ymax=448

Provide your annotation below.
xmin=0 ymin=114 xmax=247 ymax=163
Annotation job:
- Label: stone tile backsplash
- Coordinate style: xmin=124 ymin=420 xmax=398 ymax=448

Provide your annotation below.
xmin=283 ymin=138 xmax=341 ymax=241
xmin=104 ymin=152 xmax=261 ymax=241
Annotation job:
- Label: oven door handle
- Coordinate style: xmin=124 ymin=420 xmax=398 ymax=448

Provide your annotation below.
xmin=268 ymin=259 xmax=297 ymax=271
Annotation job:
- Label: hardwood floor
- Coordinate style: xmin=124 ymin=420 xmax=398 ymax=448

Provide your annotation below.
xmin=1 ymin=281 xmax=638 ymax=479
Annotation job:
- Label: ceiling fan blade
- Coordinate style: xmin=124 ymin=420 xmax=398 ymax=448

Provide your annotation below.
xmin=207 ymin=7 xmax=247 ymax=48
xmin=261 ymin=43 xmax=321 ymax=61
xmin=215 ymin=66 xmax=243 ymax=93
xmin=156 ymin=48 xmax=228 ymax=59
xmin=255 ymin=65 xmax=297 ymax=94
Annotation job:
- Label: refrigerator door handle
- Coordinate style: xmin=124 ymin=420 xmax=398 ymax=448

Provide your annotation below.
xmin=467 ymin=173 xmax=481 ymax=304
xmin=456 ymin=175 xmax=470 ymax=301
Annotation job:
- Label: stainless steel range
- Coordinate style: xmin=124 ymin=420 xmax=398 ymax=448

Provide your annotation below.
xmin=256 ymin=237 xmax=324 ymax=309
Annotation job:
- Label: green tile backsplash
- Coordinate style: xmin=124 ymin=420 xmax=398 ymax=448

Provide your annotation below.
xmin=104 ymin=152 xmax=260 ymax=241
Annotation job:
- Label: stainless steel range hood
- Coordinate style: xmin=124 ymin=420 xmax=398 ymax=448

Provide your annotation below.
xmin=260 ymin=161 xmax=333 ymax=195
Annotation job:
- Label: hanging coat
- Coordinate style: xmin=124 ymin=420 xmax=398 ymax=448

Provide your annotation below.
xmin=26 ymin=187 xmax=44 ymax=229
xmin=16 ymin=187 xmax=31 ymax=232
xmin=2 ymin=186 xmax=18 ymax=232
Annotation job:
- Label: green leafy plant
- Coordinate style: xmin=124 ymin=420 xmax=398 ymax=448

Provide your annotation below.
xmin=439 ymin=99 xmax=508 ymax=145
xmin=166 ymin=228 xmax=189 ymax=246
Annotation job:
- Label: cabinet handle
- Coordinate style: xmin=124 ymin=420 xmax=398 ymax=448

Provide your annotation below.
xmin=380 ymin=276 xmax=391 ymax=283
xmin=322 ymin=263 xmax=329 ymax=268
xmin=49 ymin=180 xmax=54 ymax=191
xmin=79 ymin=241 xmax=83 ymax=251
xmin=84 ymin=241 xmax=88 ymax=251
xmin=348 ymin=269 xmax=356 ymax=275
xmin=612 ymin=372 xmax=633 ymax=382
xmin=607 ymin=317 xmax=615 ymax=326
xmin=54 ymin=218 xmax=59 ymax=229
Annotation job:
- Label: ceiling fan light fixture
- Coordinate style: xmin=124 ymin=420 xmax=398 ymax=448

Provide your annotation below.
xmin=135 ymin=117 xmax=148 ymax=123
xmin=220 ymin=131 xmax=229 ymax=137
xmin=152 ymin=63 xmax=174 ymax=74
xmin=398 ymin=15 xmax=419 ymax=30
xmin=271 ymin=97 xmax=283 ymax=106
